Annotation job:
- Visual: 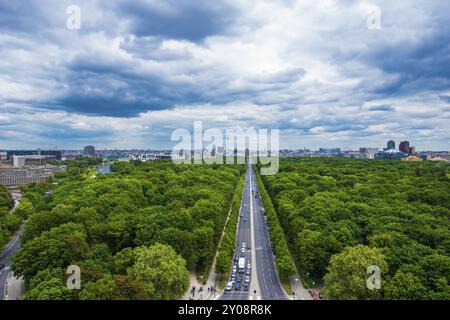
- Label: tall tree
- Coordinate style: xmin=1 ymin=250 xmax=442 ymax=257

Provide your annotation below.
xmin=323 ymin=245 xmax=388 ymax=300
xmin=129 ymin=244 xmax=189 ymax=300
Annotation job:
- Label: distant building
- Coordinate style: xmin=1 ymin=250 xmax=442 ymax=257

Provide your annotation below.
xmin=6 ymin=150 xmax=62 ymax=161
xmin=84 ymin=145 xmax=96 ymax=157
xmin=345 ymin=152 xmax=375 ymax=159
xmin=0 ymin=165 xmax=66 ymax=186
xmin=402 ymin=155 xmax=422 ymax=162
xmin=319 ymin=148 xmax=341 ymax=154
xmin=399 ymin=141 xmax=410 ymax=154
xmin=375 ymin=149 xmax=407 ymax=160
xmin=12 ymin=155 xmax=48 ymax=167
xmin=428 ymin=157 xmax=448 ymax=162
xmin=387 ymin=140 xmax=395 ymax=150
xmin=409 ymin=146 xmax=416 ymax=154
xmin=359 ymin=147 xmax=378 ymax=154
xmin=359 ymin=147 xmax=368 ymax=154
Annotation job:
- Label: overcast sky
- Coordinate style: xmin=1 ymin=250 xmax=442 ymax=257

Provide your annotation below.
xmin=1 ymin=0 xmax=449 ymax=150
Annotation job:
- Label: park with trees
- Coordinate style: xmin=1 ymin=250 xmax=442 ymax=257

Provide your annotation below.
xmin=11 ymin=159 xmax=244 ymax=300
xmin=0 ymin=184 xmax=21 ymax=249
xmin=259 ymin=158 xmax=450 ymax=299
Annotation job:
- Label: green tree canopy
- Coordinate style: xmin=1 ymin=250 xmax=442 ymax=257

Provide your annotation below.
xmin=129 ymin=243 xmax=189 ymax=300
xmin=323 ymin=245 xmax=388 ymax=300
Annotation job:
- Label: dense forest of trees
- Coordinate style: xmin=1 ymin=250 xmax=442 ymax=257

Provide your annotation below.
xmin=0 ymin=184 xmax=21 ymax=249
xmin=11 ymin=160 xmax=244 ymax=300
xmin=215 ymin=175 xmax=245 ymax=278
xmin=260 ymin=158 xmax=450 ymax=299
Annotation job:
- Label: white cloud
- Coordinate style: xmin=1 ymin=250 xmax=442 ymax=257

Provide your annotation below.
xmin=0 ymin=0 xmax=449 ymax=150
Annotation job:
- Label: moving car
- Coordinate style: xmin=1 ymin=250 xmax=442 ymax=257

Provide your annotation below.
xmin=242 ymin=242 xmax=246 ymax=248
xmin=233 ymin=265 xmax=237 ymax=273
xmin=245 ymin=275 xmax=250 ymax=283
xmin=225 ymin=281 xmax=233 ymax=291
xmin=246 ymin=263 xmax=251 ymax=275
xmin=235 ymin=276 xmax=242 ymax=290
xmin=243 ymin=282 xmax=249 ymax=291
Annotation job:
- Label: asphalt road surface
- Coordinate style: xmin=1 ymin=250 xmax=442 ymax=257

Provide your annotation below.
xmin=221 ymin=164 xmax=287 ymax=300
xmin=221 ymin=165 xmax=252 ymax=300
xmin=249 ymin=165 xmax=288 ymax=300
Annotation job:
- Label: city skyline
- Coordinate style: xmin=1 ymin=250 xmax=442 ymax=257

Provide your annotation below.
xmin=1 ymin=1 xmax=449 ymax=150
xmin=0 ymin=138 xmax=447 ymax=153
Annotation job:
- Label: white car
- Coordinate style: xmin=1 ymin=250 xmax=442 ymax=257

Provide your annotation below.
xmin=241 ymin=247 xmax=245 ymax=254
xmin=225 ymin=281 xmax=233 ymax=291
xmin=246 ymin=264 xmax=251 ymax=275
xmin=233 ymin=265 xmax=237 ymax=273
xmin=245 ymin=275 xmax=250 ymax=283
xmin=242 ymin=242 xmax=246 ymax=249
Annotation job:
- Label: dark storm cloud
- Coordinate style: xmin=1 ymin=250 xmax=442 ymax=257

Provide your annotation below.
xmin=0 ymin=0 xmax=449 ymax=149
xmin=358 ymin=4 xmax=450 ymax=97
xmin=116 ymin=0 xmax=238 ymax=42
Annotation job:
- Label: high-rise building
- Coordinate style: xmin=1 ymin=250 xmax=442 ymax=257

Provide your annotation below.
xmin=84 ymin=145 xmax=96 ymax=157
xmin=409 ymin=146 xmax=416 ymax=154
xmin=399 ymin=141 xmax=410 ymax=154
xmin=387 ymin=140 xmax=395 ymax=150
